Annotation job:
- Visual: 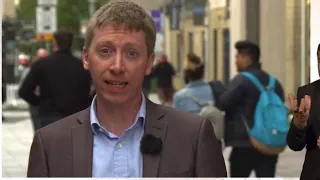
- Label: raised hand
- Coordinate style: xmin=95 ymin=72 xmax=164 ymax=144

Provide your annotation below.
xmin=288 ymin=93 xmax=311 ymax=129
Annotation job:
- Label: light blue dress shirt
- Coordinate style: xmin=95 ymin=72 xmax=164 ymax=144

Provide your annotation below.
xmin=90 ymin=94 xmax=146 ymax=177
xmin=173 ymin=80 xmax=213 ymax=114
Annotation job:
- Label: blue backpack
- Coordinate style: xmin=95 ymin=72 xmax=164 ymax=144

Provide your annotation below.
xmin=240 ymin=72 xmax=289 ymax=155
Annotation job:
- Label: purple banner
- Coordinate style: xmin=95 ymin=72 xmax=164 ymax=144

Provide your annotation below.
xmin=150 ymin=9 xmax=162 ymax=33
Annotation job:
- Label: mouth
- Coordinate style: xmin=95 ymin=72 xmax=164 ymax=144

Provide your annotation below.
xmin=104 ymin=80 xmax=128 ymax=88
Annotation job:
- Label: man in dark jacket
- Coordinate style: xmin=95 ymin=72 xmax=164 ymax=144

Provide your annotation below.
xmin=218 ymin=41 xmax=284 ymax=177
xmin=142 ymin=69 xmax=153 ymax=98
xmin=286 ymin=43 xmax=320 ymax=180
xmin=19 ymin=30 xmax=92 ymax=128
xmin=152 ymin=54 xmax=175 ymax=106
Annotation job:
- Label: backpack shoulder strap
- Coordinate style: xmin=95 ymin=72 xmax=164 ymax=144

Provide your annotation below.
xmin=268 ymin=75 xmax=276 ymax=89
xmin=186 ymin=92 xmax=204 ymax=107
xmin=240 ymin=72 xmax=265 ymax=92
xmin=208 ymin=80 xmax=223 ymax=100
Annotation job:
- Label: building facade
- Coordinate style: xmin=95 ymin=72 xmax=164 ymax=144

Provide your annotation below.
xmin=2 ymin=0 xmax=16 ymax=18
xmin=161 ymin=0 xmax=311 ymax=104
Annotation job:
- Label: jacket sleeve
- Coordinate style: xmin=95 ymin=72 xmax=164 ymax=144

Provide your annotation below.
xmin=18 ymin=65 xmax=40 ymax=106
xmin=218 ymin=75 xmax=245 ymax=111
xmin=27 ymin=131 xmax=49 ymax=177
xmin=173 ymin=93 xmax=185 ymax=111
xmin=195 ymin=118 xmax=227 ymax=177
xmin=286 ymin=87 xmax=308 ymax=151
xmin=169 ymin=63 xmax=176 ymax=76
xmin=209 ymin=80 xmax=226 ymax=110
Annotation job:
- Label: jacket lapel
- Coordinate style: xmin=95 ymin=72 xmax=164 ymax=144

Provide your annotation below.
xmin=312 ymin=81 xmax=320 ymax=134
xmin=72 ymin=108 xmax=93 ymax=177
xmin=143 ymin=100 xmax=167 ymax=177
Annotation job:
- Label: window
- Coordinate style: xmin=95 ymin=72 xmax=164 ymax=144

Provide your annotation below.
xmin=223 ymin=28 xmax=230 ymax=85
xmin=188 ymin=32 xmax=193 ymax=53
xmin=177 ymin=34 xmax=182 ymax=72
xmin=202 ymin=31 xmax=206 ymax=62
xmin=213 ymin=30 xmax=218 ymax=80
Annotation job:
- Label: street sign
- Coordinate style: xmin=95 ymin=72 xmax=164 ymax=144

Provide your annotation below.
xmin=150 ymin=9 xmax=162 ymax=33
xmin=36 ymin=6 xmax=57 ymax=34
xmin=38 ymin=0 xmax=57 ymax=5
xmin=36 ymin=33 xmax=53 ymax=41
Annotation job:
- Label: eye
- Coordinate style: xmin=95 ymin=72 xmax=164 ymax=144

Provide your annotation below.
xmin=127 ymin=50 xmax=137 ymax=57
xmin=100 ymin=48 xmax=112 ymax=54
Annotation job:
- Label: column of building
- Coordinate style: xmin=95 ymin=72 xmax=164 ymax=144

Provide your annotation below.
xmin=310 ymin=0 xmax=320 ymax=82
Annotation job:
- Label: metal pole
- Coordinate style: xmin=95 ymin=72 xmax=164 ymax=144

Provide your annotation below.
xmin=46 ymin=41 xmax=51 ymax=53
xmin=88 ymin=0 xmax=96 ymax=16
xmin=301 ymin=0 xmax=306 ymax=86
xmin=205 ymin=1 xmax=211 ymax=81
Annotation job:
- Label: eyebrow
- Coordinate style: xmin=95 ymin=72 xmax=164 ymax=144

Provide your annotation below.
xmin=96 ymin=41 xmax=142 ymax=48
xmin=96 ymin=41 xmax=113 ymax=47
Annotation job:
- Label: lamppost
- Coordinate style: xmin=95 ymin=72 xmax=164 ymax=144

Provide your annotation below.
xmin=88 ymin=0 xmax=96 ymax=16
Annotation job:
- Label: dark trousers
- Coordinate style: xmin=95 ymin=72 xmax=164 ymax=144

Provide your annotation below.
xmin=39 ymin=115 xmax=63 ymax=128
xmin=229 ymin=147 xmax=278 ymax=177
xmin=29 ymin=106 xmax=41 ymax=132
xmin=2 ymin=84 xmax=6 ymax=103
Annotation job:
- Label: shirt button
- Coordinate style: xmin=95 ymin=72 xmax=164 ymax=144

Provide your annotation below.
xmin=117 ymin=143 xmax=123 ymax=149
xmin=99 ymin=128 xmax=103 ymax=132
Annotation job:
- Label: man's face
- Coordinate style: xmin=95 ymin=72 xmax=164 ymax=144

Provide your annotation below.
xmin=82 ymin=25 xmax=154 ymax=104
xmin=318 ymin=52 xmax=320 ymax=76
xmin=235 ymin=52 xmax=250 ymax=72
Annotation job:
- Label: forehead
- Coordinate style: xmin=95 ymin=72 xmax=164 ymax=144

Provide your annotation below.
xmin=92 ymin=25 xmax=146 ymax=47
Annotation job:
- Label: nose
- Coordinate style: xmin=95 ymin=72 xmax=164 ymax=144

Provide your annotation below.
xmin=109 ymin=52 xmax=124 ymax=74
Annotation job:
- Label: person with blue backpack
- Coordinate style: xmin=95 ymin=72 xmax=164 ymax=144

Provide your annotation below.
xmin=218 ymin=41 xmax=286 ymax=177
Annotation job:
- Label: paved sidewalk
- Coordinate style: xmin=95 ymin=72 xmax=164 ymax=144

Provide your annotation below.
xmin=2 ymin=94 xmax=306 ymax=177
xmin=2 ymin=113 xmax=33 ymax=177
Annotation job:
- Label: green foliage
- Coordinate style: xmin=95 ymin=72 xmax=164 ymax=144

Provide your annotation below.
xmin=16 ymin=0 xmax=110 ymax=33
xmin=16 ymin=0 xmax=37 ymax=21
xmin=15 ymin=0 xmax=110 ymax=54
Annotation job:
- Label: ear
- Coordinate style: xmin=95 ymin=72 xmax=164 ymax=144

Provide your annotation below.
xmin=145 ymin=53 xmax=155 ymax=76
xmin=82 ymin=46 xmax=89 ymax=71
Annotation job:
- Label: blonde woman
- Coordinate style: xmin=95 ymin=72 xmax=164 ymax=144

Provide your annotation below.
xmin=173 ymin=53 xmax=213 ymax=114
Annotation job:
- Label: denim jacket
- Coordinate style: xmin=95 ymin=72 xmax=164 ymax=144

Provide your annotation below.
xmin=173 ymin=80 xmax=213 ymax=114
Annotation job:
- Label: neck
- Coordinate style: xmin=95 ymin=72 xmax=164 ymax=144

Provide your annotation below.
xmin=56 ymin=48 xmax=71 ymax=53
xmin=190 ymin=79 xmax=203 ymax=83
xmin=95 ymin=93 xmax=143 ymax=136
xmin=246 ymin=62 xmax=261 ymax=70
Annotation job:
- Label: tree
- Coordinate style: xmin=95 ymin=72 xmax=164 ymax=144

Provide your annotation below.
xmin=16 ymin=0 xmax=110 ymax=33
xmin=16 ymin=0 xmax=37 ymax=21
xmin=16 ymin=0 xmax=110 ymax=53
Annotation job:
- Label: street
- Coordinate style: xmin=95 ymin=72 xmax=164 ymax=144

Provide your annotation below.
xmin=2 ymin=94 xmax=306 ymax=178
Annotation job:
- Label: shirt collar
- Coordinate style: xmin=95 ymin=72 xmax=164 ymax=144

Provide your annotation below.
xmin=90 ymin=92 xmax=146 ymax=135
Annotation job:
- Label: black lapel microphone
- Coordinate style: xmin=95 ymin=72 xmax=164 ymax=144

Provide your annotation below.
xmin=140 ymin=134 xmax=163 ymax=155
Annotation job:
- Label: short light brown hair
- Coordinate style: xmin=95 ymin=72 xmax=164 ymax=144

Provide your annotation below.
xmin=85 ymin=0 xmax=156 ymax=56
